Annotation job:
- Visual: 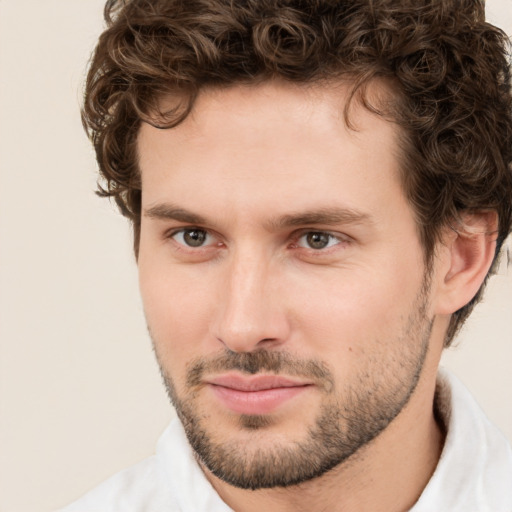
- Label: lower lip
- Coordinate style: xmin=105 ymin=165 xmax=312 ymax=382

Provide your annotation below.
xmin=208 ymin=384 xmax=310 ymax=415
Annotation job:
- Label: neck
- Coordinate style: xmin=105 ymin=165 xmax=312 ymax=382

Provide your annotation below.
xmin=204 ymin=365 xmax=444 ymax=512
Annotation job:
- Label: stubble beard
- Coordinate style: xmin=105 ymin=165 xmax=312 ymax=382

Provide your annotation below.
xmin=152 ymin=280 xmax=433 ymax=490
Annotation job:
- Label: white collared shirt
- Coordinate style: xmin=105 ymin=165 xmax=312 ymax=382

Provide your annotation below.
xmin=59 ymin=369 xmax=512 ymax=512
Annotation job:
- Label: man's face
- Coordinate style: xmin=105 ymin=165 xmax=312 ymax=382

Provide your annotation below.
xmin=137 ymin=81 xmax=435 ymax=489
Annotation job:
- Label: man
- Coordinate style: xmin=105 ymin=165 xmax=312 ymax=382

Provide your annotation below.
xmin=61 ymin=0 xmax=512 ymax=510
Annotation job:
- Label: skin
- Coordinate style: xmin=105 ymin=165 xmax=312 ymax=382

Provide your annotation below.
xmin=137 ymin=81 xmax=496 ymax=511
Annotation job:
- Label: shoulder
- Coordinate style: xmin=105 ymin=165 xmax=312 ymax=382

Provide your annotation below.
xmin=413 ymin=369 xmax=512 ymax=511
xmin=57 ymin=454 xmax=178 ymax=512
xmin=57 ymin=420 xmax=184 ymax=512
xmin=57 ymin=419 xmax=232 ymax=512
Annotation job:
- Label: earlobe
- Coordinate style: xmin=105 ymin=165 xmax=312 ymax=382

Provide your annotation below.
xmin=435 ymin=211 xmax=498 ymax=315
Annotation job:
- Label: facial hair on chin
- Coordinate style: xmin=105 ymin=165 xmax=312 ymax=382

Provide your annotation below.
xmin=152 ymin=282 xmax=433 ymax=490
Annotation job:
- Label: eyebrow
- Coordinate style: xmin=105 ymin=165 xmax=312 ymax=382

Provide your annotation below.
xmin=266 ymin=207 xmax=373 ymax=230
xmin=144 ymin=203 xmax=373 ymax=229
xmin=144 ymin=204 xmax=208 ymax=225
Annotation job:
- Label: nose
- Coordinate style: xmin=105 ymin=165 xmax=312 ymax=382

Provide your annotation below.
xmin=211 ymin=249 xmax=290 ymax=353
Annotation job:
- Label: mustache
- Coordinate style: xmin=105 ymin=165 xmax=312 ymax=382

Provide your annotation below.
xmin=186 ymin=349 xmax=334 ymax=392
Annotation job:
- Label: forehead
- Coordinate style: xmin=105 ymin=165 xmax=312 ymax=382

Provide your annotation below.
xmin=143 ymin=79 xmax=398 ymax=150
xmin=137 ymin=80 xmax=408 ymax=228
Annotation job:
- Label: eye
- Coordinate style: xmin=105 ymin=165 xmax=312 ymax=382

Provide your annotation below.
xmin=172 ymin=228 xmax=213 ymax=248
xmin=296 ymin=231 xmax=342 ymax=250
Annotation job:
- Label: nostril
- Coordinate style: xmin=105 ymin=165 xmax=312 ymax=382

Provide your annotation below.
xmin=215 ymin=334 xmax=283 ymax=353
xmin=258 ymin=337 xmax=279 ymax=345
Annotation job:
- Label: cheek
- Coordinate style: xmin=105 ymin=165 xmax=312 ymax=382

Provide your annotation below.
xmin=138 ymin=258 xmax=217 ymax=371
xmin=290 ymin=258 xmax=425 ymax=358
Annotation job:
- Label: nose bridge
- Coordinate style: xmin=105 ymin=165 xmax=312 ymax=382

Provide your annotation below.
xmin=213 ymin=244 xmax=287 ymax=352
xmin=230 ymin=248 xmax=264 ymax=309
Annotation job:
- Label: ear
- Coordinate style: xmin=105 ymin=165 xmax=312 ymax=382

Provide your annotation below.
xmin=434 ymin=211 xmax=498 ymax=315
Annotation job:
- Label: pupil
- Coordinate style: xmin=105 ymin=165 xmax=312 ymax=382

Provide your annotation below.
xmin=307 ymin=232 xmax=329 ymax=249
xmin=184 ymin=230 xmax=206 ymax=247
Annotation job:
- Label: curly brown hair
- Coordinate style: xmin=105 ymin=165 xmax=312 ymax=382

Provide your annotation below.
xmin=83 ymin=0 xmax=512 ymax=346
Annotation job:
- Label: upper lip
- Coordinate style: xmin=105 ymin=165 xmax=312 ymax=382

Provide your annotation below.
xmin=206 ymin=374 xmax=312 ymax=391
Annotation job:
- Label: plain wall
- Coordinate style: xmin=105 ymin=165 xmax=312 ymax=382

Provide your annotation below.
xmin=0 ymin=1 xmax=510 ymax=511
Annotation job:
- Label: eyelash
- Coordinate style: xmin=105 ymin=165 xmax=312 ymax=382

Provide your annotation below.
xmin=165 ymin=227 xmax=350 ymax=257
xmin=292 ymin=231 xmax=347 ymax=251
xmin=166 ymin=228 xmax=222 ymax=256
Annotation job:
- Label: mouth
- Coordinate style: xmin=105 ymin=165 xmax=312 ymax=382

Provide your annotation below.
xmin=205 ymin=374 xmax=313 ymax=415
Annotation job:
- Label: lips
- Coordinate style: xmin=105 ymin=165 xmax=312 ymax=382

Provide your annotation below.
xmin=206 ymin=374 xmax=312 ymax=415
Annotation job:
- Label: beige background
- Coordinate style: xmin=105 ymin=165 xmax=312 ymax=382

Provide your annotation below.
xmin=0 ymin=1 xmax=511 ymax=511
